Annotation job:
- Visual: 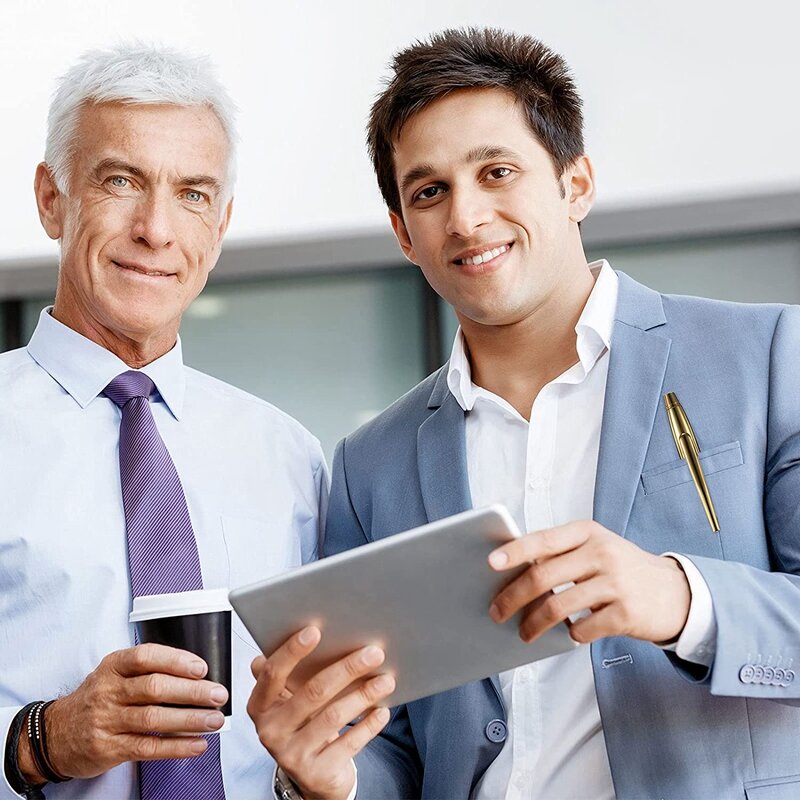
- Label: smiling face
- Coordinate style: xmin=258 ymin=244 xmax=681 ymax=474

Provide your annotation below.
xmin=390 ymin=88 xmax=595 ymax=334
xmin=36 ymin=101 xmax=232 ymax=364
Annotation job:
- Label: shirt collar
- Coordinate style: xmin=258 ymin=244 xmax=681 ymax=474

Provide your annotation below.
xmin=446 ymin=260 xmax=619 ymax=412
xmin=26 ymin=307 xmax=186 ymax=419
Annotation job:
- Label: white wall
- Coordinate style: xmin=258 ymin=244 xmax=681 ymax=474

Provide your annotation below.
xmin=2 ymin=0 xmax=798 ymax=262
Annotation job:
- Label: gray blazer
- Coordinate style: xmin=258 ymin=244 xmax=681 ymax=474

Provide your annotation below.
xmin=324 ymin=272 xmax=800 ymax=799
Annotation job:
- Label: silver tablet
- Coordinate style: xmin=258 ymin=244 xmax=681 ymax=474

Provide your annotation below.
xmin=229 ymin=505 xmax=579 ymax=707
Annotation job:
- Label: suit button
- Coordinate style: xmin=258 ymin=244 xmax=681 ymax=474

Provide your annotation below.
xmin=739 ymin=664 xmax=755 ymax=684
xmin=752 ymin=665 xmax=765 ymax=684
xmin=762 ymin=666 xmax=775 ymax=684
xmin=772 ymin=668 xmax=785 ymax=687
xmin=785 ymin=670 xmax=796 ymax=686
xmin=485 ymin=719 xmax=507 ymax=743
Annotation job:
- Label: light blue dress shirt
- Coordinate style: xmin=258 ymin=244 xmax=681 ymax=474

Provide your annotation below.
xmin=0 ymin=308 xmax=328 ymax=799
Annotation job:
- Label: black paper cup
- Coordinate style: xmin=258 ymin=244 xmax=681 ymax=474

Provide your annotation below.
xmin=130 ymin=588 xmax=232 ymax=732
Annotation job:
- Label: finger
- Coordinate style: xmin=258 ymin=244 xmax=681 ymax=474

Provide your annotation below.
xmin=122 ymin=704 xmax=227 ymax=735
xmin=489 ymin=549 xmax=597 ymax=623
xmin=280 ymin=645 xmax=385 ymax=731
xmin=116 ymin=733 xmax=210 ymax=762
xmin=488 ymin=521 xmax=592 ymax=571
xmin=249 ymin=627 xmax=321 ymax=713
xmin=250 ymin=655 xmax=266 ymax=680
xmin=518 ymin=576 xmax=612 ymax=643
xmin=300 ymin=673 xmax=396 ymax=752
xmin=112 ymin=644 xmax=209 ymax=681
xmin=567 ymin=604 xmax=625 ymax=644
xmin=320 ymin=706 xmax=391 ymax=763
xmin=124 ymin=673 xmax=229 ymax=710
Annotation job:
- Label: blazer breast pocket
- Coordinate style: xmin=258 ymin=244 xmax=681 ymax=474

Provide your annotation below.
xmin=640 ymin=440 xmax=743 ymax=495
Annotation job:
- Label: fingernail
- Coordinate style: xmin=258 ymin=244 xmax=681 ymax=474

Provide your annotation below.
xmin=372 ymin=674 xmax=395 ymax=693
xmin=361 ymin=645 xmax=383 ymax=666
xmin=299 ymin=626 xmax=318 ymax=645
xmin=210 ymin=686 xmax=228 ymax=704
xmin=489 ymin=551 xmax=508 ymax=569
xmin=376 ymin=707 xmax=390 ymax=724
xmin=489 ymin=603 xmax=502 ymax=622
xmin=188 ymin=660 xmax=206 ymax=678
xmin=205 ymin=712 xmax=224 ymax=730
xmin=190 ymin=738 xmax=207 ymax=754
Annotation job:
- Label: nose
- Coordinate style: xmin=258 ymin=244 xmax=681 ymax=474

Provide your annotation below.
xmin=131 ymin=190 xmax=177 ymax=250
xmin=445 ymin=187 xmax=493 ymax=239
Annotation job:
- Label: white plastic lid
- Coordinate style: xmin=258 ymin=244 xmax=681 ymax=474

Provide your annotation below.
xmin=129 ymin=588 xmax=232 ymax=623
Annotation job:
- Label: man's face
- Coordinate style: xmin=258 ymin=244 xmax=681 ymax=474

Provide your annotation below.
xmin=390 ymin=88 xmax=594 ymax=330
xmin=37 ymin=102 xmax=232 ymax=353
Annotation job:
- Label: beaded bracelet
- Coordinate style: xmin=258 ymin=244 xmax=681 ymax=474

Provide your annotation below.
xmin=27 ymin=701 xmax=70 ymax=785
xmin=4 ymin=702 xmax=46 ymax=800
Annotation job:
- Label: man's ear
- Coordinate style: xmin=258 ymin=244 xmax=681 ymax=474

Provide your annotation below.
xmin=34 ymin=162 xmax=63 ymax=240
xmin=389 ymin=210 xmax=418 ymax=265
xmin=566 ymin=154 xmax=596 ymax=224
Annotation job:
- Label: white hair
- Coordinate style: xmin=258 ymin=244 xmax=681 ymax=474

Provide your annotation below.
xmin=45 ymin=43 xmax=238 ymax=198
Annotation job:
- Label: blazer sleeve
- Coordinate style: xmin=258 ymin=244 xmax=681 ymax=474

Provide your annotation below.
xmin=323 ymin=438 xmax=422 ymax=797
xmin=669 ymin=305 xmax=800 ymax=702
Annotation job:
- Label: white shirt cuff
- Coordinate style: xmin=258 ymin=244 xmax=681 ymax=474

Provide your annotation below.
xmin=658 ymin=553 xmax=717 ymax=667
xmin=271 ymin=761 xmax=358 ymax=800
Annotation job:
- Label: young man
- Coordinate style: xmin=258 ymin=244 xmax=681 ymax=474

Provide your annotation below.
xmin=249 ymin=29 xmax=800 ymax=799
xmin=0 ymin=46 xmax=326 ymax=799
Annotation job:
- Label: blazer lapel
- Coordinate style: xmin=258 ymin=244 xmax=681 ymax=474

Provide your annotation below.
xmin=417 ymin=367 xmax=473 ymax=523
xmin=594 ymin=273 xmax=671 ymax=538
xmin=417 ymin=368 xmax=506 ymax=704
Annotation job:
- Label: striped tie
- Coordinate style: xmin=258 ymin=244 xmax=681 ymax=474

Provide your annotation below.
xmin=105 ymin=370 xmax=226 ymax=800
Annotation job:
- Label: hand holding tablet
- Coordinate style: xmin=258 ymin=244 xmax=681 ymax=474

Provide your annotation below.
xmin=230 ymin=505 xmax=578 ymax=708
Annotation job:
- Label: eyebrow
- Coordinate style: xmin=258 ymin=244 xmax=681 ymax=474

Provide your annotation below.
xmin=399 ymin=145 xmax=521 ymax=198
xmin=92 ymin=158 xmax=224 ymax=194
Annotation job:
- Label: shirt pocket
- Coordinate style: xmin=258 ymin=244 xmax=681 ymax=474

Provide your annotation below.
xmin=640 ymin=440 xmax=743 ymax=495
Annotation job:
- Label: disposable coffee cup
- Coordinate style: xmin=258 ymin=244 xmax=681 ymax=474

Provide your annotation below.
xmin=130 ymin=588 xmax=232 ymax=733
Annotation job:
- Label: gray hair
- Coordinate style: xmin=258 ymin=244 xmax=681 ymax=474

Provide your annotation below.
xmin=45 ymin=43 xmax=238 ymax=198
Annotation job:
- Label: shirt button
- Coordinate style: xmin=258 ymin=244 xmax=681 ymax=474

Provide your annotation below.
xmin=485 ymin=719 xmax=507 ymax=743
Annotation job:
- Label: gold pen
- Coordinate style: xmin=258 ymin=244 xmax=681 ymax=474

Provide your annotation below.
xmin=663 ymin=392 xmax=720 ymax=532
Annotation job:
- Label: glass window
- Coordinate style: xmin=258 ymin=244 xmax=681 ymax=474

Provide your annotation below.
xmin=590 ymin=231 xmax=800 ymax=303
xmin=180 ymin=268 xmax=425 ymax=459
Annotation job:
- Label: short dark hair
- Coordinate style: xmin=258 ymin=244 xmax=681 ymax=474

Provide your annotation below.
xmin=367 ymin=27 xmax=585 ymax=214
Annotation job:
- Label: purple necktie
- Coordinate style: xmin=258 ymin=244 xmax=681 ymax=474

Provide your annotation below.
xmin=105 ymin=371 xmax=225 ymax=800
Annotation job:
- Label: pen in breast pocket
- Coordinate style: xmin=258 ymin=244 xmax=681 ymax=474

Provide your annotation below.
xmin=663 ymin=392 xmax=720 ymax=533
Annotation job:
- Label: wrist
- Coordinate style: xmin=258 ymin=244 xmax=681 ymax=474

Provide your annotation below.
xmin=658 ymin=556 xmax=691 ymax=643
xmin=17 ymin=731 xmax=46 ymax=786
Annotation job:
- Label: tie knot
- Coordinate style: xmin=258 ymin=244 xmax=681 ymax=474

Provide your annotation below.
xmin=104 ymin=370 xmax=156 ymax=408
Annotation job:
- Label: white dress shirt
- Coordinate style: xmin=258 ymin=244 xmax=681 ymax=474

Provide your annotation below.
xmin=0 ymin=309 xmax=328 ymax=800
xmin=453 ymin=262 xmax=715 ymax=799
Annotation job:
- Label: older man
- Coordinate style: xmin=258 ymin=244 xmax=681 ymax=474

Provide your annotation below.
xmin=0 ymin=46 xmax=326 ymax=799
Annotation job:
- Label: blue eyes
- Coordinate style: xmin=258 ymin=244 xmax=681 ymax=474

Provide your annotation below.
xmin=107 ymin=177 xmax=206 ymax=205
